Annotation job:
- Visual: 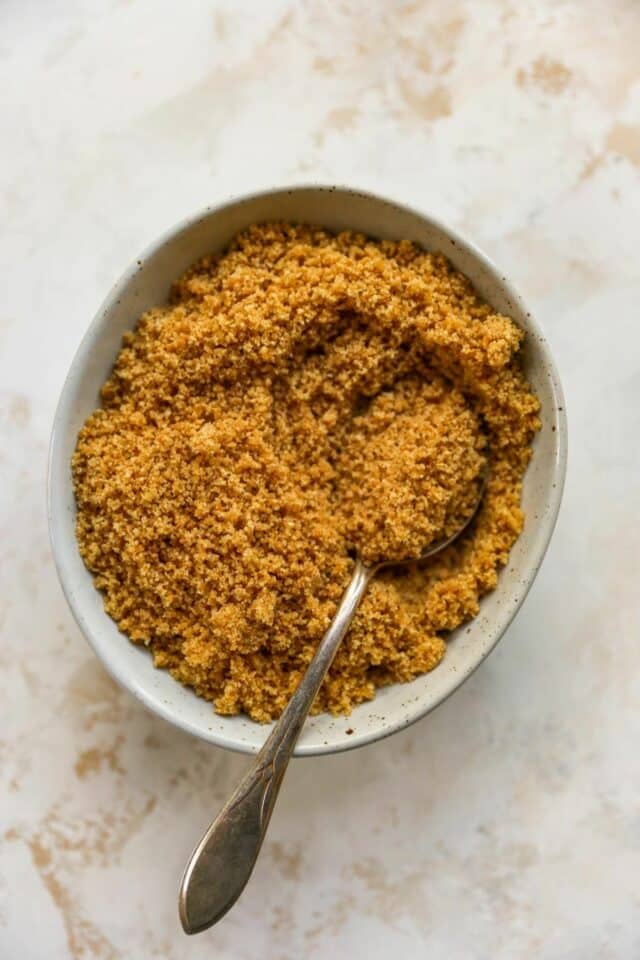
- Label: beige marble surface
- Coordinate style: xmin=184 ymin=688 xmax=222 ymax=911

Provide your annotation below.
xmin=1 ymin=1 xmax=639 ymax=957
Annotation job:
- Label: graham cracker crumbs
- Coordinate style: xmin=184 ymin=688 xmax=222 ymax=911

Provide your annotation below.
xmin=72 ymin=222 xmax=540 ymax=722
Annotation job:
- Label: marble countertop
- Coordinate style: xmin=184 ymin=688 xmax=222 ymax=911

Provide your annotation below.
xmin=2 ymin=1 xmax=639 ymax=957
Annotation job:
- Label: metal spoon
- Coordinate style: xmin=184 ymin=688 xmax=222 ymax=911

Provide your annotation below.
xmin=179 ymin=475 xmax=486 ymax=934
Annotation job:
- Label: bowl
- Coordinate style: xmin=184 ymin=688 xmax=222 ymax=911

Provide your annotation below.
xmin=48 ymin=185 xmax=567 ymax=757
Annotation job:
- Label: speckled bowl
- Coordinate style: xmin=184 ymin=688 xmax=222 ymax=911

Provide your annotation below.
xmin=48 ymin=185 xmax=567 ymax=757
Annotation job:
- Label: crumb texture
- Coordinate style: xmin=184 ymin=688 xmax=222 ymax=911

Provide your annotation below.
xmin=73 ymin=223 xmax=540 ymax=721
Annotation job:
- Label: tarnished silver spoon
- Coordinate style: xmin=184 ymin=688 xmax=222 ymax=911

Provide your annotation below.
xmin=179 ymin=474 xmax=487 ymax=934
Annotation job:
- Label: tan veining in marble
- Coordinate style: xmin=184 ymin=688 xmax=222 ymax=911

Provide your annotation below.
xmin=580 ymin=151 xmax=605 ymax=181
xmin=398 ymin=78 xmax=451 ymax=121
xmin=267 ymin=841 xmax=302 ymax=881
xmin=312 ymin=55 xmax=334 ymax=74
xmin=269 ymin=899 xmax=296 ymax=937
xmin=517 ymin=56 xmax=572 ymax=94
xmin=19 ymin=661 xmax=40 ymax=696
xmin=64 ymin=660 xmax=125 ymax=731
xmin=396 ymin=36 xmax=433 ymax=75
xmin=303 ymin=892 xmax=358 ymax=943
xmin=401 ymin=11 xmax=465 ymax=53
xmin=351 ymin=856 xmax=432 ymax=933
xmin=606 ymin=123 xmax=640 ymax=168
xmin=135 ymin=8 xmax=295 ymax=146
xmin=5 ymin=829 xmax=117 ymax=959
xmin=324 ymin=106 xmax=360 ymax=132
xmin=579 ymin=123 xmax=640 ymax=185
xmin=314 ymin=106 xmax=360 ymax=149
xmin=74 ymin=738 xmax=125 ymax=780
xmin=143 ymin=731 xmax=163 ymax=750
xmin=213 ymin=8 xmax=228 ymax=42
xmin=387 ymin=13 xmax=464 ymax=128
xmin=7 ymin=394 xmax=31 ymax=428
xmin=5 ymin=786 xmax=158 ymax=957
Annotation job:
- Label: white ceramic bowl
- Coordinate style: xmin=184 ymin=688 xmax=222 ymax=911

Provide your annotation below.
xmin=49 ymin=185 xmax=567 ymax=757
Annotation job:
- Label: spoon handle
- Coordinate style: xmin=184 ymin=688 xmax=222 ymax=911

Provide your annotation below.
xmin=179 ymin=558 xmax=374 ymax=934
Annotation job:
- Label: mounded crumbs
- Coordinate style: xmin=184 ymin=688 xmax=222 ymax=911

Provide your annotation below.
xmin=73 ymin=223 xmax=540 ymax=722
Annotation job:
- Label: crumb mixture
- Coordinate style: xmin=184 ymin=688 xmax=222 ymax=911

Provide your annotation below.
xmin=73 ymin=223 xmax=540 ymax=721
xmin=336 ymin=376 xmax=486 ymax=564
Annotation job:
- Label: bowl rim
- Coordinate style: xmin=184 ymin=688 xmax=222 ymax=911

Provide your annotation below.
xmin=48 ymin=183 xmax=568 ymax=757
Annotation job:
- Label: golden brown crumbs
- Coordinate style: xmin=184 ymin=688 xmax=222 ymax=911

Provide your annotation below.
xmin=72 ymin=222 xmax=540 ymax=722
xmin=336 ymin=375 xmax=486 ymax=564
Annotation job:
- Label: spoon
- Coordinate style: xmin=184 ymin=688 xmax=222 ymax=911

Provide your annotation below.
xmin=179 ymin=473 xmax=487 ymax=934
